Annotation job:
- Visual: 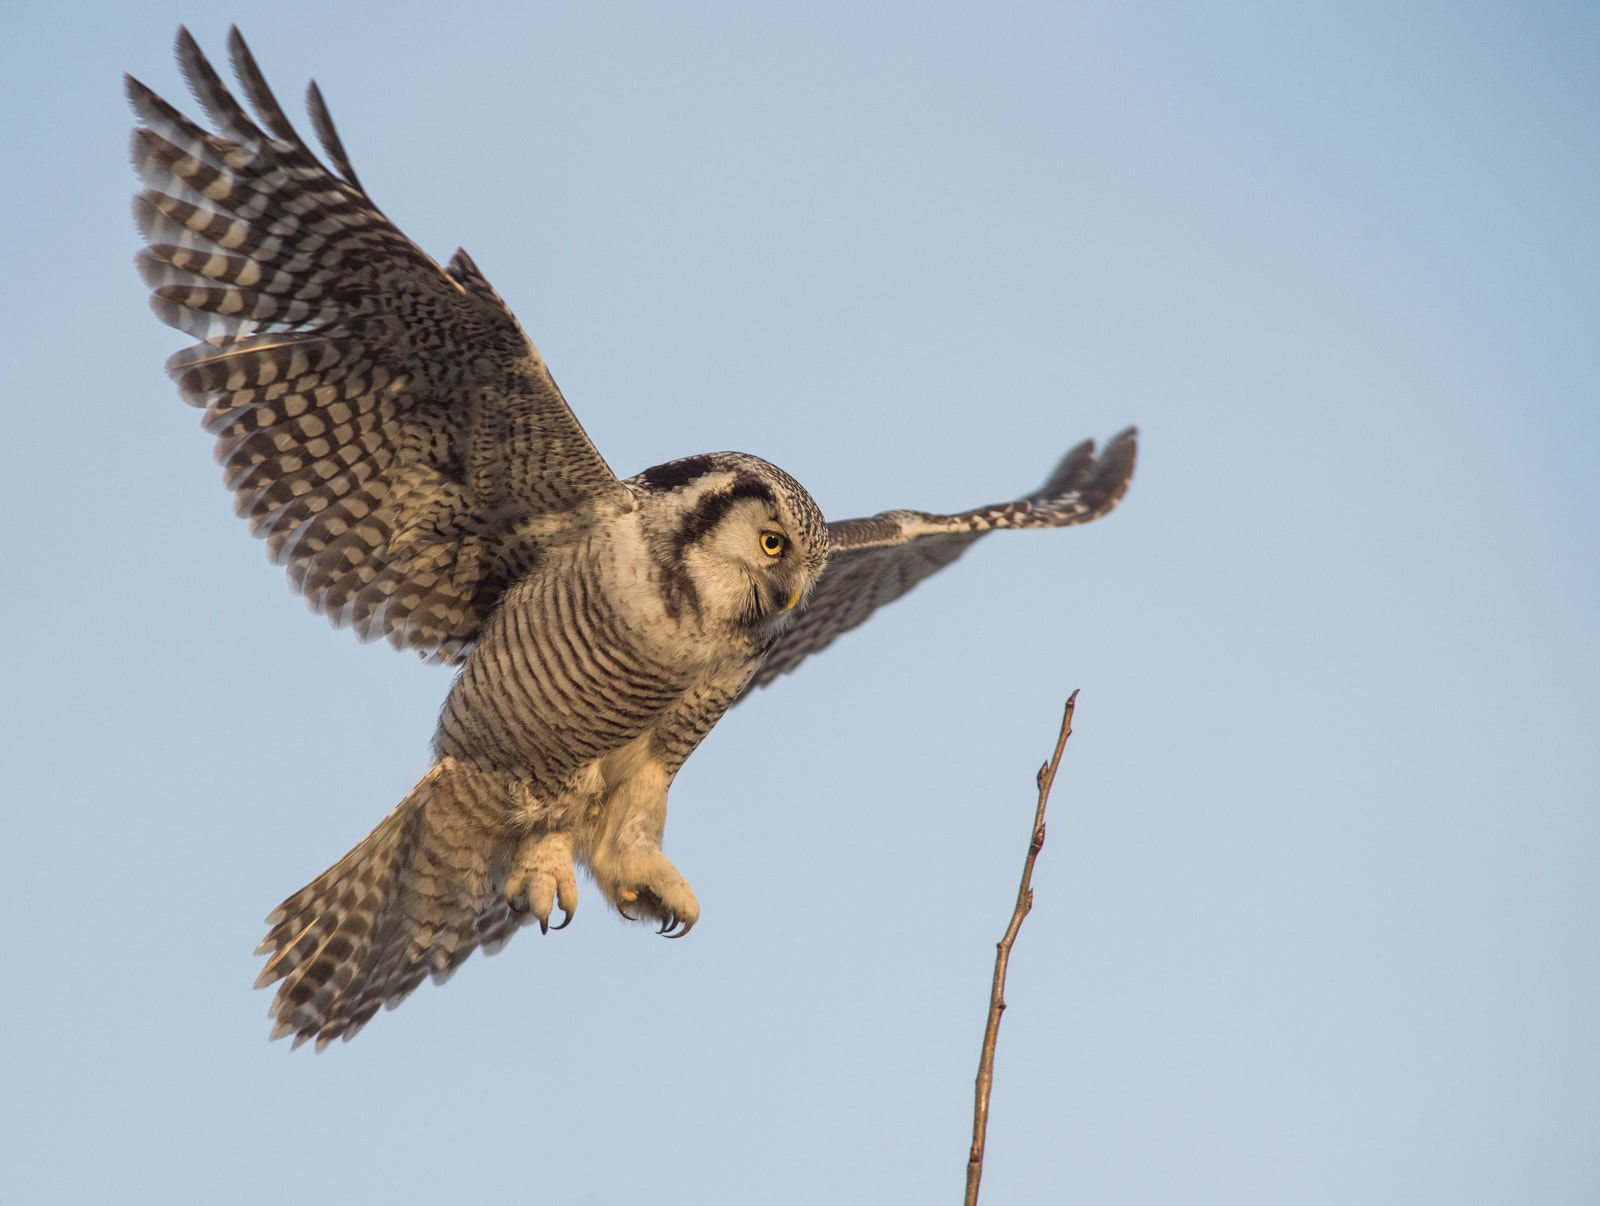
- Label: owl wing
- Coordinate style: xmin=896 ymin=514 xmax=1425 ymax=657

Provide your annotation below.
xmin=742 ymin=427 xmax=1137 ymax=694
xmin=128 ymin=27 xmax=630 ymax=661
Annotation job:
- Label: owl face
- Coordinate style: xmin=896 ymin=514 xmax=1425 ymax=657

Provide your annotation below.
xmin=636 ymin=453 xmax=828 ymax=635
xmin=682 ymin=492 xmax=818 ymax=628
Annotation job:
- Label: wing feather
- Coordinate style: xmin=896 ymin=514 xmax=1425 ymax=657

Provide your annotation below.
xmin=742 ymin=428 xmax=1137 ymax=693
xmin=130 ymin=26 xmax=628 ymax=661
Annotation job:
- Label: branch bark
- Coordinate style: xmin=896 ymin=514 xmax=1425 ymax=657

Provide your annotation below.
xmin=964 ymin=690 xmax=1078 ymax=1206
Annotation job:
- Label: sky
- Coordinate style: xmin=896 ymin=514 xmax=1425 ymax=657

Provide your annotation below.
xmin=2 ymin=2 xmax=1596 ymax=1203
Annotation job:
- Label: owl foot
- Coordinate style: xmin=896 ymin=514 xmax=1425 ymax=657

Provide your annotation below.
xmin=614 ymin=857 xmax=699 ymax=938
xmin=506 ymin=831 xmax=578 ymax=934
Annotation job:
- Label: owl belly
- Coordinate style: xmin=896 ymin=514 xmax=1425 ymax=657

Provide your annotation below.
xmin=434 ymin=568 xmax=675 ymax=778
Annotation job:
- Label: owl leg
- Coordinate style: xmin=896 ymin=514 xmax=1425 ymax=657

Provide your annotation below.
xmin=506 ymin=831 xmax=579 ymax=934
xmin=581 ymin=762 xmax=700 ymax=937
xmin=612 ymin=854 xmax=699 ymax=938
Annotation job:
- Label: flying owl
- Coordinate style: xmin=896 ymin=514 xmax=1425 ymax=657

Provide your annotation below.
xmin=128 ymin=27 xmax=1137 ymax=1050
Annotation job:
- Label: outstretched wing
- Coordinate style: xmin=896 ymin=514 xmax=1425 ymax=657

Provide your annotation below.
xmin=128 ymin=27 xmax=630 ymax=661
xmin=742 ymin=427 xmax=1137 ymax=694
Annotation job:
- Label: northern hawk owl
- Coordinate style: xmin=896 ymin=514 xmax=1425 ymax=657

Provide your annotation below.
xmin=128 ymin=28 xmax=1137 ymax=1049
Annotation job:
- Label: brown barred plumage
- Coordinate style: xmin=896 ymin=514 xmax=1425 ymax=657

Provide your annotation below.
xmin=745 ymin=428 xmax=1138 ymax=693
xmin=128 ymin=28 xmax=626 ymax=662
xmin=130 ymin=27 xmax=1136 ymax=1050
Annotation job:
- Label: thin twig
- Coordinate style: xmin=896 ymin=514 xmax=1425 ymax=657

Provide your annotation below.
xmin=964 ymin=690 xmax=1078 ymax=1206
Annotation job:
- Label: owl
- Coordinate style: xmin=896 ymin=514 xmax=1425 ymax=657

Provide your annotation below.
xmin=128 ymin=27 xmax=1137 ymax=1050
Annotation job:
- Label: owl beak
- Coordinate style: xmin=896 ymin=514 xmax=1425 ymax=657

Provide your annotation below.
xmin=780 ymin=585 xmax=803 ymax=614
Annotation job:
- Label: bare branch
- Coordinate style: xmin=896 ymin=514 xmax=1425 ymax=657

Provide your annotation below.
xmin=964 ymin=690 xmax=1078 ymax=1206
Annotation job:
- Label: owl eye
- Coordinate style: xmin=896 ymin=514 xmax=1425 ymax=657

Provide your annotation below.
xmin=760 ymin=532 xmax=786 ymax=557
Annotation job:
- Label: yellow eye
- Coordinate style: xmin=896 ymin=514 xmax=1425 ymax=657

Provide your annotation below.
xmin=760 ymin=532 xmax=786 ymax=557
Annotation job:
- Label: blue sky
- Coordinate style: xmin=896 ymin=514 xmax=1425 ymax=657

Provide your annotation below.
xmin=2 ymin=3 xmax=1596 ymax=1203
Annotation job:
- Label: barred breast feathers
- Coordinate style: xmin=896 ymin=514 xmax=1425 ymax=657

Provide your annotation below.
xmin=434 ymin=537 xmax=687 ymax=797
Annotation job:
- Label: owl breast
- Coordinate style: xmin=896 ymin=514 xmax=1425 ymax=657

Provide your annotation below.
xmin=431 ymin=523 xmax=753 ymax=804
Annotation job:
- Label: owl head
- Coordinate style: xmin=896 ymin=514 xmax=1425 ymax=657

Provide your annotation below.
xmin=633 ymin=452 xmax=828 ymax=634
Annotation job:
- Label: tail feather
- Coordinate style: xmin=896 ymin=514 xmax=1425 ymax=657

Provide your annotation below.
xmin=255 ymin=758 xmax=530 ymax=1049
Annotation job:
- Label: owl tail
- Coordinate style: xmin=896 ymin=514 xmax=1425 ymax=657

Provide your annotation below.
xmin=253 ymin=758 xmax=527 ymax=1050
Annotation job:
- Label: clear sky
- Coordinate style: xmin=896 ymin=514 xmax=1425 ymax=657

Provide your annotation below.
xmin=2 ymin=3 xmax=1596 ymax=1203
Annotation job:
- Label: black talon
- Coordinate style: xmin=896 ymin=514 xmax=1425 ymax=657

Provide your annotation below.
xmin=538 ymin=917 xmax=549 ymax=935
xmin=551 ymin=908 xmax=573 ymax=932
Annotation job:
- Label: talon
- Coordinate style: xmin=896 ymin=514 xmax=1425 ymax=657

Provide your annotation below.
xmin=551 ymin=908 xmax=573 ymax=932
xmin=608 ymin=861 xmax=697 ymax=933
xmin=664 ymin=922 xmax=692 ymax=940
xmin=507 ymin=830 xmax=578 ymax=934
